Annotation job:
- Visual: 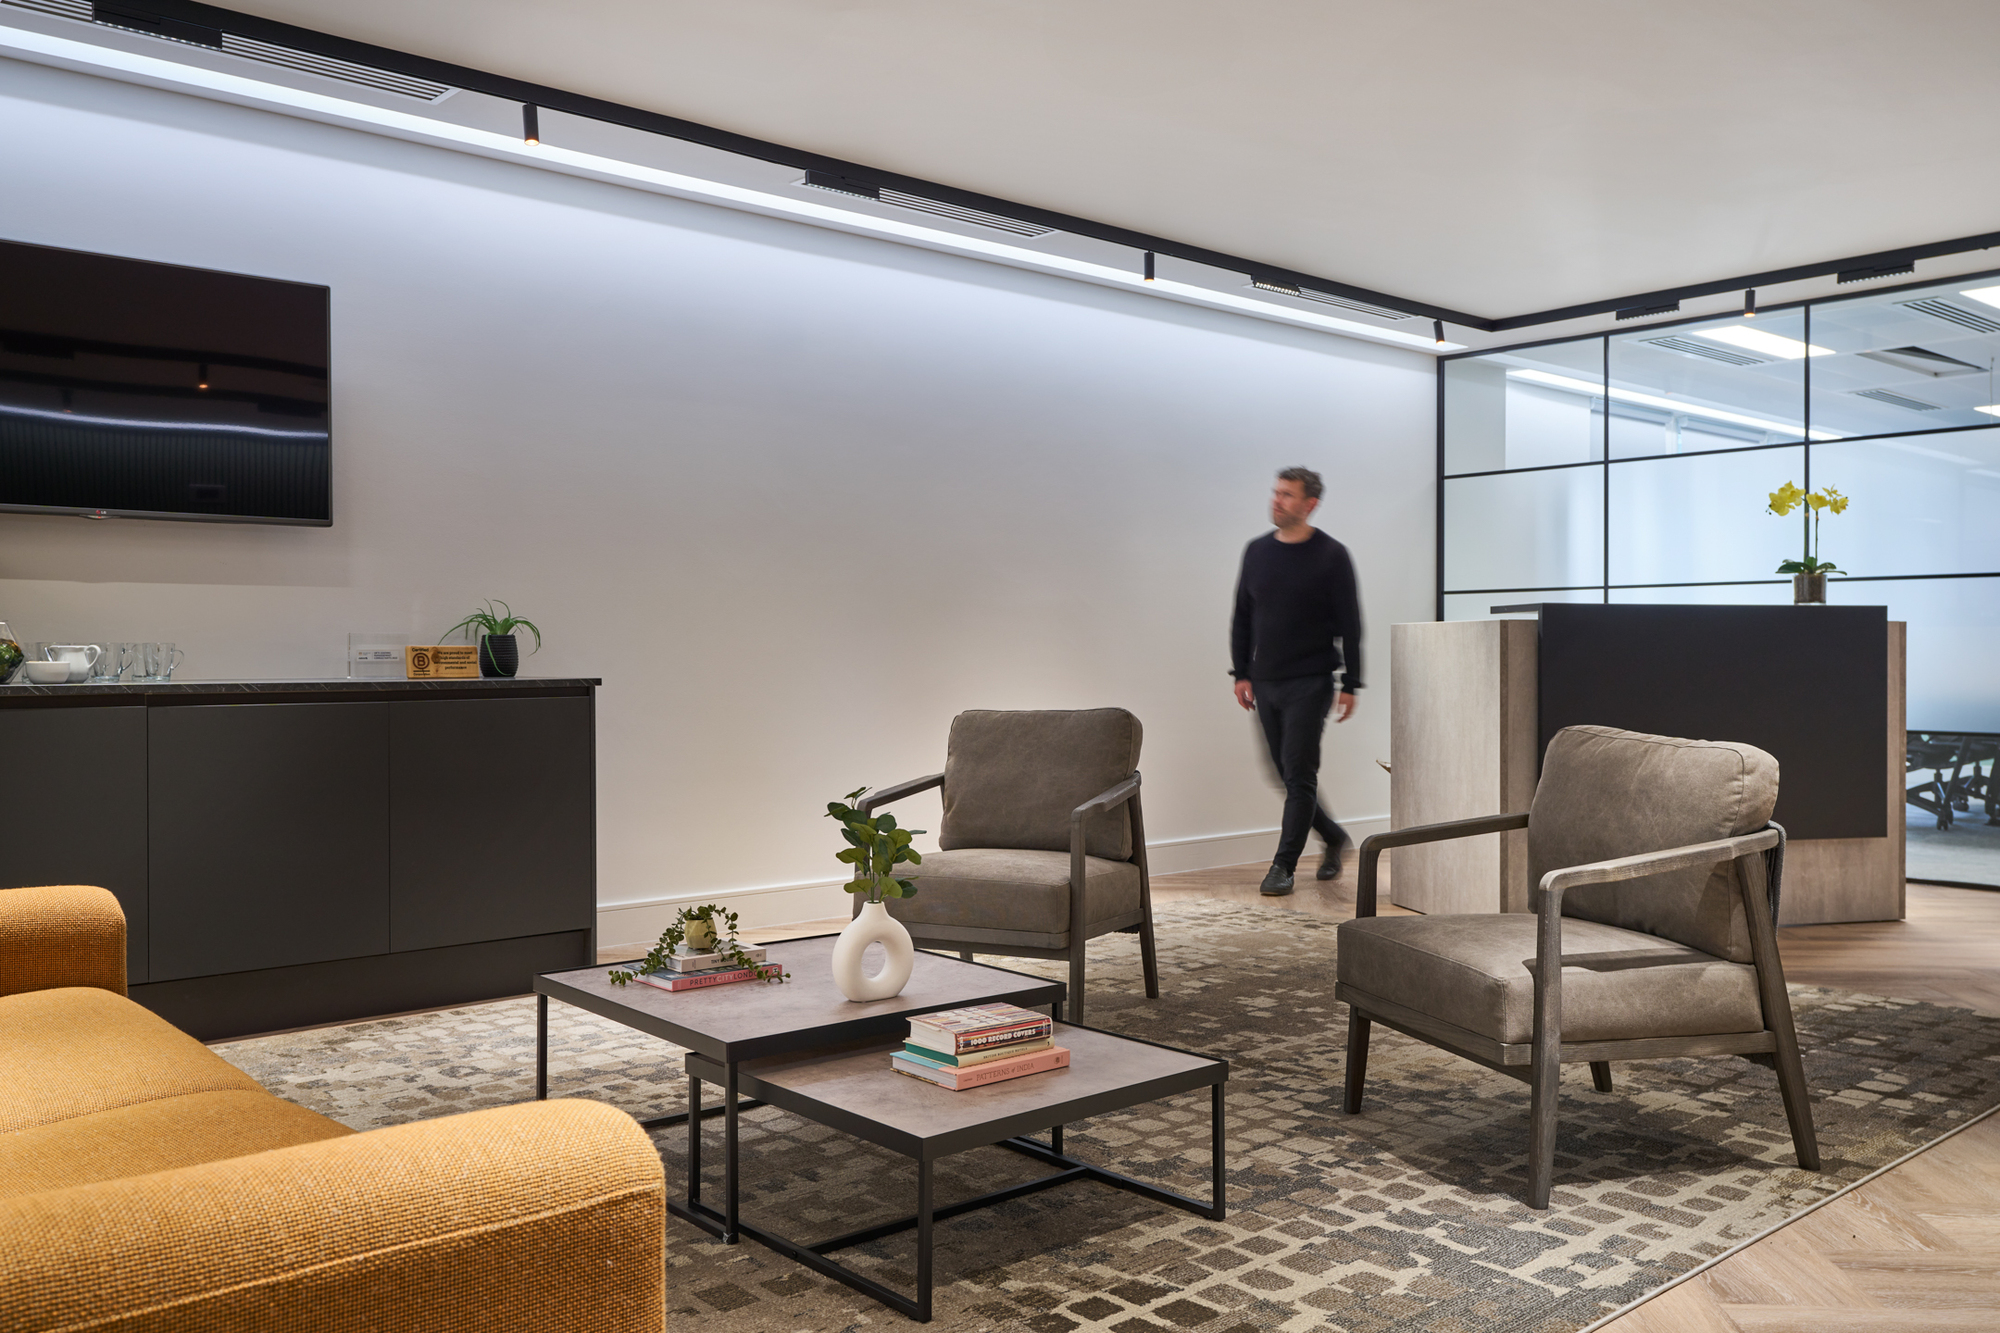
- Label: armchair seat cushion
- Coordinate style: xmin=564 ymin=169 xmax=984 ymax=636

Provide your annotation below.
xmin=1338 ymin=914 xmax=1763 ymax=1045
xmin=886 ymin=848 xmax=1141 ymax=948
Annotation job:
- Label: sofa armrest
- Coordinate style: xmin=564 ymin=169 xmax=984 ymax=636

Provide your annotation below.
xmin=0 ymin=885 xmax=125 ymax=999
xmin=0 ymin=1098 xmax=665 ymax=1333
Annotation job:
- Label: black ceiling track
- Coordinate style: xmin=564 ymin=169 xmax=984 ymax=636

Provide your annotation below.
xmin=63 ymin=2 xmax=2000 ymax=337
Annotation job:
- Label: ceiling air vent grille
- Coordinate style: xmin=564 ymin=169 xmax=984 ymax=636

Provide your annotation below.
xmin=3 ymin=1 xmax=455 ymax=100
xmin=1851 ymin=388 xmax=1943 ymax=411
xmin=798 ymin=174 xmax=1053 ymax=237
xmin=4 ymin=0 xmax=91 ymax=19
xmin=1644 ymin=335 xmax=1763 ymax=366
xmin=1249 ymin=280 xmax=1412 ymax=321
xmin=876 ymin=189 xmax=1052 ymax=237
xmin=216 ymin=34 xmax=452 ymax=101
xmin=1901 ymin=298 xmax=2000 ymax=334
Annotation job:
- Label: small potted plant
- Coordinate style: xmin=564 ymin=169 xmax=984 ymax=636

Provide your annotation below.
xmin=606 ymin=903 xmax=788 ymax=987
xmin=441 ymin=599 xmax=542 ymax=677
xmin=826 ymin=787 xmax=923 ymax=1002
xmin=1767 ymin=481 xmax=1850 ymax=604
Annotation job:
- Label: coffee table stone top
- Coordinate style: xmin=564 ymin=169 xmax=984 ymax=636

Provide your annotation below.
xmin=537 ymin=935 xmax=1066 ymax=1062
xmin=693 ymin=1024 xmax=1227 ymax=1160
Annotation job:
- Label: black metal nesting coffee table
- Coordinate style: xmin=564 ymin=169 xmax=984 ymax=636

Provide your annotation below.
xmin=685 ymin=1023 xmax=1227 ymax=1321
xmin=533 ymin=936 xmax=1065 ymax=1243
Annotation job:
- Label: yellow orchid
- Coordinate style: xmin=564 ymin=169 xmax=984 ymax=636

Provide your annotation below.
xmin=1767 ymin=480 xmax=1852 ymax=575
xmin=1767 ymin=481 xmax=1805 ymax=516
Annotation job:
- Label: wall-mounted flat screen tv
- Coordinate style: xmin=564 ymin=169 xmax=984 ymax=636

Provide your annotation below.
xmin=0 ymin=239 xmax=330 ymax=525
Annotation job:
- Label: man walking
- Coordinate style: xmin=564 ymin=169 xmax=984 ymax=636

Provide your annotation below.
xmin=1230 ymin=467 xmax=1363 ymax=896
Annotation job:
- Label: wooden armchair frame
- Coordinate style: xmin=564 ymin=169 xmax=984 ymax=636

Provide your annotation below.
xmin=1340 ymin=813 xmax=1819 ymax=1208
xmin=860 ymin=772 xmax=1160 ymax=1024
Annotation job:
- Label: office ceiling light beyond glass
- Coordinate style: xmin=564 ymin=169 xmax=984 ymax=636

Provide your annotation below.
xmin=1693 ymin=326 xmax=1832 ymax=360
xmin=1507 ymin=369 xmax=1840 ymax=441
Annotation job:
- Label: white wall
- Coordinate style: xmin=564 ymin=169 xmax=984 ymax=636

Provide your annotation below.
xmin=0 ymin=59 xmax=1437 ymax=940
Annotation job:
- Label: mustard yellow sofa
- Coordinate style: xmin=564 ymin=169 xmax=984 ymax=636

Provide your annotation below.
xmin=0 ymin=885 xmax=665 ymax=1333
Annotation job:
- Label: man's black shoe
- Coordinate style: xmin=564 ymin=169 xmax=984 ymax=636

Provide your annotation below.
xmin=1316 ymin=829 xmax=1352 ymax=880
xmin=1260 ymin=863 xmax=1295 ymax=896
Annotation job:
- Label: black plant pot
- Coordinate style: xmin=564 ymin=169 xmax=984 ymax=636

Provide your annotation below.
xmin=480 ymin=634 xmax=519 ymax=678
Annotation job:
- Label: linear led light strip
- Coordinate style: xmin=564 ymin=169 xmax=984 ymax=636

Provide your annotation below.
xmin=0 ymin=21 xmax=1462 ymax=353
xmin=1508 ymin=369 xmax=1844 ymax=440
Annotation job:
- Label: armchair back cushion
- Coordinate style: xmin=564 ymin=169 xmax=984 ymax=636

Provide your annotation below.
xmin=1530 ymin=725 xmax=1779 ymax=963
xmin=938 ymin=709 xmax=1142 ymax=860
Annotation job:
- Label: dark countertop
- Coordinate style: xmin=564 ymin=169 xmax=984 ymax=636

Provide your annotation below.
xmin=0 ymin=676 xmax=600 ymax=699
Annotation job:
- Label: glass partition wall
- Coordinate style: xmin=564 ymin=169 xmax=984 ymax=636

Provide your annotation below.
xmin=1440 ymin=273 xmax=2000 ymax=887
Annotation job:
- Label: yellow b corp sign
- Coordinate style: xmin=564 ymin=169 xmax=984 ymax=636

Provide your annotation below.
xmin=405 ymin=645 xmax=479 ymax=679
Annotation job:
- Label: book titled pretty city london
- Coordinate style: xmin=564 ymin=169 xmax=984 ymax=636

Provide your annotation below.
xmin=892 ymin=1043 xmax=1070 ymax=1091
xmin=906 ymin=1002 xmax=1054 ymax=1056
xmin=635 ymin=961 xmax=783 ymax=993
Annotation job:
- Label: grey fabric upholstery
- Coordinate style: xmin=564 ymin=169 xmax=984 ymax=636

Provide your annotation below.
xmin=885 ymin=848 xmax=1142 ymax=949
xmin=939 ymin=709 xmax=1142 ymax=861
xmin=1531 ymin=726 xmax=1780 ymax=963
xmin=1338 ymin=913 xmax=1763 ymax=1044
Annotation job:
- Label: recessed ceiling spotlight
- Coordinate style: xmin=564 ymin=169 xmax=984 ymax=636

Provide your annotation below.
xmin=1693 ymin=325 xmax=1832 ymax=360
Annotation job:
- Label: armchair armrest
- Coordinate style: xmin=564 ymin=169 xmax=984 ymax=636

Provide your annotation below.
xmin=1071 ymin=773 xmax=1141 ymax=825
xmin=1354 ymin=813 xmax=1530 ymax=917
xmin=0 ymin=1098 xmax=666 ymax=1333
xmin=0 ymin=885 xmax=126 ymax=999
xmin=859 ymin=772 xmax=944 ymax=814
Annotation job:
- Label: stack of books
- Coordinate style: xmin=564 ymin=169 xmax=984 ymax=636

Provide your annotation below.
xmin=892 ymin=1002 xmax=1069 ymax=1090
xmin=634 ymin=945 xmax=783 ymax=993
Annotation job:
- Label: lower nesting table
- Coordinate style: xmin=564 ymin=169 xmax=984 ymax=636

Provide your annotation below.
xmin=533 ymin=937 xmax=1064 ymax=1243
xmin=686 ymin=1023 xmax=1227 ymax=1321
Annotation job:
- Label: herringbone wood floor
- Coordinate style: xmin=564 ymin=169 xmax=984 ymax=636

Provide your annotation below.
xmin=692 ymin=856 xmax=2000 ymax=1332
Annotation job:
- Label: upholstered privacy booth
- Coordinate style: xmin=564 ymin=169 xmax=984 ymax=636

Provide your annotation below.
xmin=861 ymin=708 xmax=1159 ymax=1023
xmin=1339 ymin=725 xmax=1820 ymax=1208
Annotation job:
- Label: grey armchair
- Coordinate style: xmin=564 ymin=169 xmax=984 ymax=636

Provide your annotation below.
xmin=1338 ymin=725 xmax=1820 ymax=1209
xmin=860 ymin=708 xmax=1160 ymax=1024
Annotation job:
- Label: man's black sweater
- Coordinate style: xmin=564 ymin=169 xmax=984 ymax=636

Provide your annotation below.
xmin=1229 ymin=529 xmax=1364 ymax=687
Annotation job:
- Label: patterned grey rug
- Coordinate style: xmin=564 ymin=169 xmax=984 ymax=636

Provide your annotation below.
xmin=215 ymin=901 xmax=2000 ymax=1333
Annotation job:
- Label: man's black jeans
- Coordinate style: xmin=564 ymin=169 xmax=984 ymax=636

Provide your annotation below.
xmin=1253 ymin=673 xmax=1345 ymax=873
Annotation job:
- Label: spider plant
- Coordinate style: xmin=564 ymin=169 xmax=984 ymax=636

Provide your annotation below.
xmin=440 ymin=600 xmax=543 ymax=653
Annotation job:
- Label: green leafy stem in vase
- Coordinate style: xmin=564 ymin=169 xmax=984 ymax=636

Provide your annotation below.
xmin=1767 ymin=481 xmax=1850 ymax=575
xmin=827 ymin=786 xmax=922 ymax=902
xmin=607 ymin=903 xmax=788 ymax=986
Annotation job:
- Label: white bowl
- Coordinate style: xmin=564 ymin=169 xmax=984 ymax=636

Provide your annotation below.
xmin=21 ymin=661 xmax=72 ymax=684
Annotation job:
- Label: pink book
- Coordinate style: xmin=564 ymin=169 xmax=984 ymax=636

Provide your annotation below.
xmin=635 ymin=963 xmax=783 ymax=992
xmin=891 ymin=1045 xmax=1070 ymax=1090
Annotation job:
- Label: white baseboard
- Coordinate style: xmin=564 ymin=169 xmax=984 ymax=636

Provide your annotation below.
xmin=593 ymin=813 xmax=1389 ymax=950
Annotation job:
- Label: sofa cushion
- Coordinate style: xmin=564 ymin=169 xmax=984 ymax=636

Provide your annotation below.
xmin=0 ymin=1088 xmax=351 ymax=1201
xmin=939 ymin=709 xmax=1142 ymax=860
xmin=0 ymin=987 xmax=263 ymax=1134
xmin=885 ymin=847 xmax=1141 ymax=947
xmin=1531 ymin=725 xmax=1780 ymax=963
xmin=1338 ymin=912 xmax=1764 ymax=1045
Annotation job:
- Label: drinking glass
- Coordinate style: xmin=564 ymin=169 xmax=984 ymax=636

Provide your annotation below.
xmin=90 ymin=643 xmax=130 ymax=683
xmin=139 ymin=642 xmax=184 ymax=682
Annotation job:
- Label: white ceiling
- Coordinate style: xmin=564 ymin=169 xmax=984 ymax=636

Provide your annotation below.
xmin=226 ymin=0 xmax=2000 ymax=324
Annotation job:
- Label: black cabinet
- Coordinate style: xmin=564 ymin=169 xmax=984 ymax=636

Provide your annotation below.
xmin=0 ymin=679 xmax=595 ymax=1038
xmin=389 ymin=697 xmax=594 ymax=952
xmin=148 ymin=702 xmax=391 ymax=981
xmin=0 ymin=705 xmax=149 ymax=981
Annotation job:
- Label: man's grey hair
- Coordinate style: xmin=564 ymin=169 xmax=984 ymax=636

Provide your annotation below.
xmin=1277 ymin=466 xmax=1323 ymax=501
